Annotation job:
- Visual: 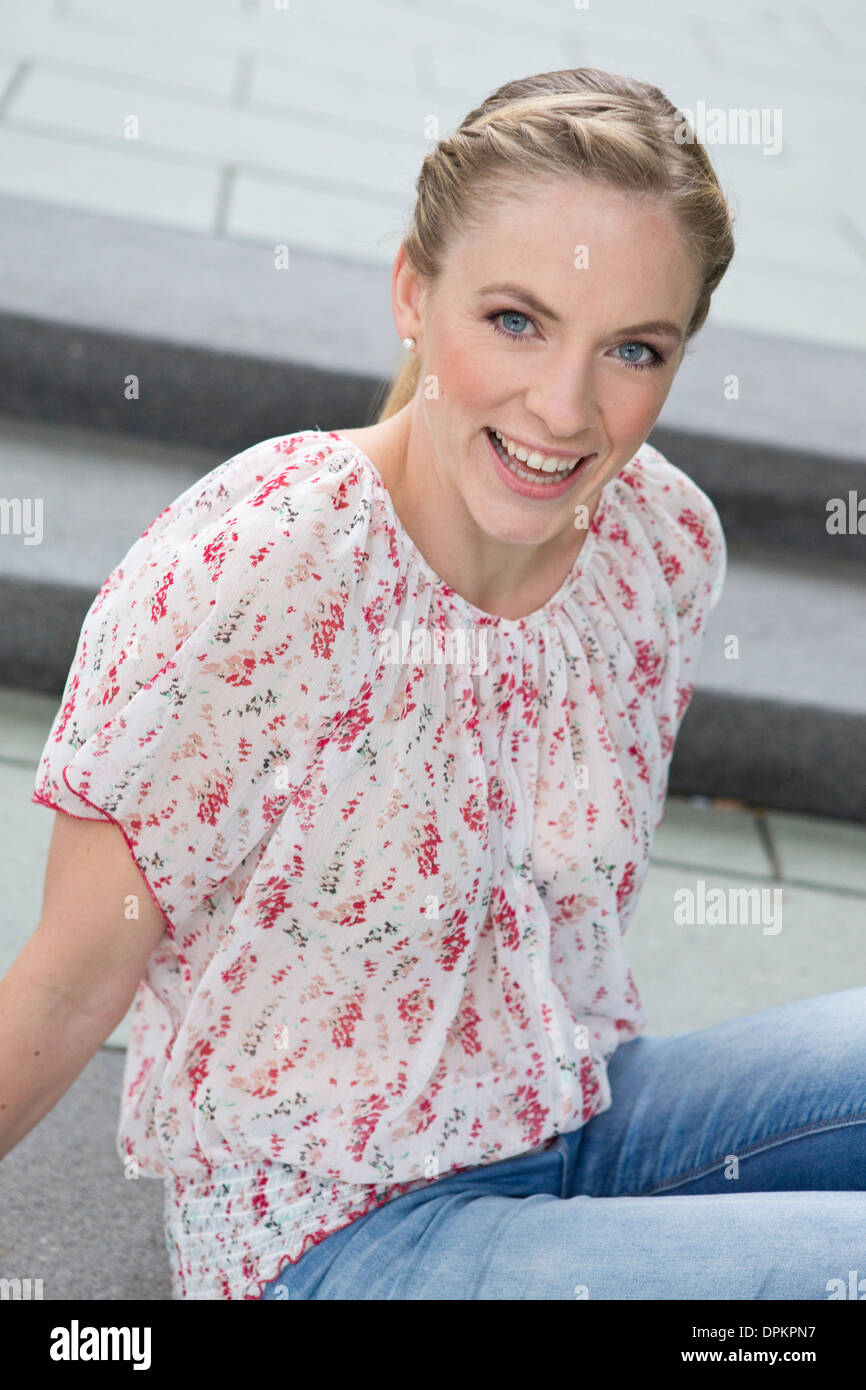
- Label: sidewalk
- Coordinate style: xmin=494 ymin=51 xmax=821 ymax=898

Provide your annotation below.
xmin=0 ymin=0 xmax=863 ymax=349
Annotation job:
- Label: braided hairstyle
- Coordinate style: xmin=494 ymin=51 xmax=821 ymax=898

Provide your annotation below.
xmin=375 ymin=67 xmax=736 ymax=422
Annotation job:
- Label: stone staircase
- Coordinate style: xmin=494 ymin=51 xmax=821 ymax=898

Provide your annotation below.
xmin=1 ymin=191 xmax=864 ymax=819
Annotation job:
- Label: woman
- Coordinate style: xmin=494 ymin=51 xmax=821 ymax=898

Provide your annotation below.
xmin=4 ymin=68 xmax=864 ymax=1301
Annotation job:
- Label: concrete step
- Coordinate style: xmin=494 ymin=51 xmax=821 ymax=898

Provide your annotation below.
xmin=0 ymin=193 xmax=863 ymax=558
xmin=1 ymin=412 xmax=864 ymax=820
xmin=672 ymin=538 xmax=866 ymax=821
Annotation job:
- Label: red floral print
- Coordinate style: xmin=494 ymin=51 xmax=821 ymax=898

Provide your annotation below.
xmin=31 ymin=430 xmax=725 ymax=1299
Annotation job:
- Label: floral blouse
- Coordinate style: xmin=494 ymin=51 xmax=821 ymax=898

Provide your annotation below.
xmin=32 ymin=429 xmax=726 ymax=1300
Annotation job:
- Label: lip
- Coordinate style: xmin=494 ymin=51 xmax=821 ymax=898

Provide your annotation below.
xmin=491 ymin=428 xmax=590 ymax=462
xmin=484 ymin=427 xmax=596 ymax=500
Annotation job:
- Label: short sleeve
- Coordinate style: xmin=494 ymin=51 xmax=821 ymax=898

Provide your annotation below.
xmin=657 ymin=448 xmax=725 ymax=685
xmin=31 ymin=432 xmax=379 ymax=937
xmin=616 ymin=441 xmax=727 ymax=767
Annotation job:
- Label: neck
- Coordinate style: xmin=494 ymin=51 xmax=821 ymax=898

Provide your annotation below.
xmin=363 ymin=402 xmax=599 ymax=621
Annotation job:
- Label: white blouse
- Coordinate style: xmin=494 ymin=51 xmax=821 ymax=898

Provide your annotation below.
xmin=32 ymin=428 xmax=726 ymax=1299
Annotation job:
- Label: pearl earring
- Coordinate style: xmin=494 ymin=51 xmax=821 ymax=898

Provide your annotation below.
xmin=402 ymin=336 xmax=416 ymax=350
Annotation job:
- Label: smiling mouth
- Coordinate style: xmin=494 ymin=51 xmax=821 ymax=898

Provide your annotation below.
xmin=485 ymin=427 xmax=592 ymax=484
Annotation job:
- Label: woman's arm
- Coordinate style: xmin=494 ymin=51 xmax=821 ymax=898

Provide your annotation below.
xmin=0 ymin=811 xmax=168 ymax=1161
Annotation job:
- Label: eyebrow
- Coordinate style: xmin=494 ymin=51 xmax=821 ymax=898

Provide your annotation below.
xmin=476 ymin=281 xmax=686 ymax=343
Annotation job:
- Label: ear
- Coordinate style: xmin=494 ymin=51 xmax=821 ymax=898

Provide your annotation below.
xmin=392 ymin=243 xmax=426 ymax=345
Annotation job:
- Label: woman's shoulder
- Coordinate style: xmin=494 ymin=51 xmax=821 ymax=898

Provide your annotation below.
xmin=107 ymin=429 xmax=379 ymax=599
xmin=39 ymin=429 xmax=386 ymax=750
xmin=30 ymin=428 xmax=388 ymax=926
xmin=144 ymin=429 xmax=367 ymax=541
xmin=612 ymin=440 xmax=727 ymax=609
xmin=619 ymin=441 xmax=723 ymax=533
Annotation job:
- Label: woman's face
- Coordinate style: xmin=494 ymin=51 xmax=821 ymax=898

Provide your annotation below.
xmin=394 ymin=177 xmax=702 ymax=553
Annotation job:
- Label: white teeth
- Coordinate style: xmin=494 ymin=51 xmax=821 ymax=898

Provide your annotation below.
xmin=489 ymin=428 xmax=583 ymax=486
xmin=494 ymin=428 xmax=580 ymax=474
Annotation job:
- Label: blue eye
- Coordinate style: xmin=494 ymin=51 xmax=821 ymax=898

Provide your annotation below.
xmin=489 ymin=309 xmax=534 ymax=340
xmin=487 ymin=309 xmax=665 ymax=370
xmin=616 ymin=341 xmax=663 ymax=370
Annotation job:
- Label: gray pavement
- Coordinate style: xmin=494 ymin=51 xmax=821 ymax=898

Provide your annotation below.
xmin=0 ymin=1049 xmax=171 ymax=1301
xmin=0 ymin=0 xmax=863 ymax=349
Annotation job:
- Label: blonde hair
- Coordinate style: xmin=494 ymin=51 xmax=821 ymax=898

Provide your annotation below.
xmin=373 ymin=67 xmax=736 ymax=423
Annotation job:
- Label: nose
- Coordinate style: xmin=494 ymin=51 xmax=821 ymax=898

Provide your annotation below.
xmin=523 ymin=348 xmax=601 ymax=444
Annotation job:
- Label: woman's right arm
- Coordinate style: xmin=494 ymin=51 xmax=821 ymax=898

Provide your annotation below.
xmin=0 ymin=810 xmax=168 ymax=1162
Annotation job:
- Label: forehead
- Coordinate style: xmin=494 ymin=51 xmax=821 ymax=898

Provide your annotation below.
xmin=443 ymin=177 xmax=699 ymax=315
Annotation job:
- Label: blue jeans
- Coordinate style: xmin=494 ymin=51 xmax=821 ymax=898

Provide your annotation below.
xmin=259 ymin=988 xmax=866 ymax=1299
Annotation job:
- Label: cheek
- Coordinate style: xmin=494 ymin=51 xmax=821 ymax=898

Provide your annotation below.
xmin=436 ymin=322 xmax=524 ymax=411
xmin=602 ymin=376 xmax=665 ymax=439
xmin=440 ymin=338 xmax=493 ymax=409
